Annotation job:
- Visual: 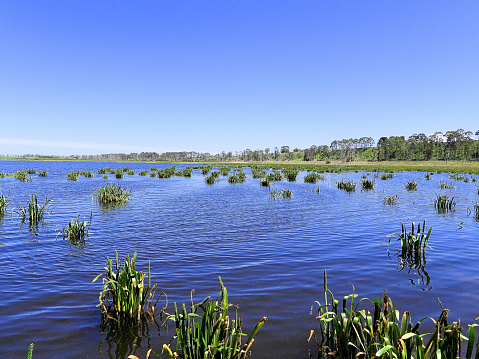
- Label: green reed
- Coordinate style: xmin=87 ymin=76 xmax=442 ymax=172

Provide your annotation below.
xmin=17 ymin=194 xmax=52 ymax=226
xmin=472 ymin=203 xmax=479 ymax=220
xmin=158 ymin=166 xmax=176 ymax=178
xmin=266 ymin=171 xmax=283 ymax=182
xmin=283 ymin=168 xmax=299 ymax=182
xmin=14 ymin=170 xmax=32 ymax=182
xmin=201 ymin=165 xmax=213 ymax=175
xmin=380 ymin=173 xmax=394 ymax=180
xmin=383 ymin=194 xmax=399 ymax=205
xmin=251 ymin=168 xmax=267 ymax=179
xmin=424 ymin=172 xmax=433 ymax=180
xmin=150 ymin=167 xmax=159 ymax=172
xmin=163 ymin=277 xmax=266 ymax=359
xmin=102 ymin=174 xmax=108 ymax=179
xmin=0 ymin=172 xmax=6 ymax=178
xmin=439 ymin=180 xmax=454 ymax=189
xmin=434 ymin=194 xmax=456 ymax=213
xmin=388 ymin=220 xmax=432 ymax=261
xmin=310 ymin=270 xmax=479 ymax=359
xmin=127 ymin=170 xmax=135 ymax=175
xmin=304 ymin=172 xmax=324 ymax=184
xmin=138 ymin=170 xmax=148 ymax=176
xmin=58 ymin=213 xmax=92 ymax=245
xmin=205 ymin=171 xmax=220 ymax=185
xmin=259 ymin=178 xmax=270 ymax=187
xmin=219 ymin=167 xmax=231 ymax=176
xmin=268 ymin=187 xmax=292 ymax=200
xmin=66 ymin=171 xmax=80 ymax=181
xmin=81 ymin=171 xmax=94 ymax=178
xmin=227 ymin=171 xmax=247 ymax=184
xmin=0 ymin=189 xmax=11 ymax=216
xmin=114 ymin=169 xmax=124 ymax=179
xmin=337 ymin=180 xmax=356 ymax=193
xmin=405 ymin=180 xmax=418 ymax=191
xmin=176 ymin=168 xmax=193 ymax=177
xmin=96 ymin=183 xmax=131 ymax=205
xmin=93 ymin=252 xmax=160 ymax=327
xmin=26 ymin=169 xmax=36 ymax=174
xmin=38 ymin=170 xmax=47 ymax=177
xmin=97 ymin=168 xmax=109 ymax=174
xmin=27 ymin=343 xmax=34 ymax=359
xmin=361 ymin=179 xmax=374 ymax=190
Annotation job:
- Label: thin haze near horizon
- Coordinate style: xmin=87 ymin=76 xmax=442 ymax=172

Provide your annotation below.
xmin=1 ymin=1 xmax=478 ymax=156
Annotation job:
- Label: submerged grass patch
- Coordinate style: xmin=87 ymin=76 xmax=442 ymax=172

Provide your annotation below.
xmin=96 ymin=183 xmax=131 ymax=205
xmin=93 ymin=252 xmax=161 ymax=327
xmin=162 ymin=277 xmax=266 ymax=359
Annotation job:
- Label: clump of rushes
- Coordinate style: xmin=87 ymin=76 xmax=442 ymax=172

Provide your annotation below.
xmin=205 ymin=171 xmax=220 ymax=185
xmin=176 ymin=168 xmax=193 ymax=177
xmin=127 ymin=169 xmax=135 ymax=175
xmin=268 ymin=187 xmax=292 ymax=199
xmin=102 ymin=174 xmax=108 ymax=179
xmin=383 ymin=194 xmax=398 ymax=205
xmin=473 ymin=203 xmax=479 ymax=220
xmin=138 ymin=170 xmax=148 ymax=176
xmin=97 ymin=168 xmax=109 ymax=174
xmin=337 ymin=180 xmax=356 ymax=193
xmin=14 ymin=170 xmax=32 ymax=182
xmin=259 ymin=178 xmax=270 ymax=187
xmin=17 ymin=194 xmax=52 ymax=227
xmin=96 ymin=183 xmax=131 ymax=205
xmin=26 ymin=169 xmax=36 ymax=174
xmin=472 ymin=177 xmax=477 ymax=183
xmin=92 ymin=252 xmax=161 ymax=327
xmin=266 ymin=171 xmax=283 ymax=182
xmin=227 ymin=171 xmax=247 ymax=184
xmin=0 ymin=172 xmax=7 ymax=178
xmin=150 ymin=167 xmax=159 ymax=172
xmin=219 ymin=167 xmax=231 ymax=176
xmin=158 ymin=166 xmax=176 ymax=178
xmin=162 ymin=277 xmax=266 ymax=359
xmin=251 ymin=167 xmax=267 ymax=179
xmin=67 ymin=171 xmax=80 ymax=181
xmin=58 ymin=213 xmax=92 ymax=245
xmin=439 ymin=180 xmax=455 ymax=189
xmin=388 ymin=220 xmax=432 ymax=261
xmin=122 ymin=167 xmax=130 ymax=173
xmin=201 ymin=165 xmax=213 ymax=175
xmin=114 ymin=169 xmax=124 ymax=179
xmin=38 ymin=170 xmax=47 ymax=177
xmin=304 ymin=172 xmax=324 ymax=184
xmin=380 ymin=173 xmax=394 ymax=180
xmin=283 ymin=168 xmax=299 ymax=182
xmin=361 ymin=179 xmax=374 ymax=190
xmin=434 ymin=194 xmax=456 ymax=213
xmin=424 ymin=172 xmax=433 ymax=180
xmin=81 ymin=171 xmax=94 ymax=178
xmin=150 ymin=172 xmax=157 ymax=178
xmin=310 ymin=270 xmax=477 ymax=359
xmin=0 ymin=190 xmax=11 ymax=216
xmin=405 ymin=180 xmax=418 ymax=191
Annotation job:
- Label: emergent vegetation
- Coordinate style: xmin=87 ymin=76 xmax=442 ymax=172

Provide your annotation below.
xmin=163 ymin=277 xmax=266 ymax=359
xmin=58 ymin=213 xmax=92 ymax=245
xmin=96 ymin=183 xmax=131 ymax=205
xmin=434 ymin=194 xmax=456 ymax=213
xmin=16 ymin=194 xmax=52 ymax=227
xmin=337 ymin=180 xmax=356 ymax=193
xmin=388 ymin=220 xmax=432 ymax=261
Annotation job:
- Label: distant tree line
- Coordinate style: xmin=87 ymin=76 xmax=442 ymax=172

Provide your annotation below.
xmin=7 ymin=128 xmax=479 ymax=163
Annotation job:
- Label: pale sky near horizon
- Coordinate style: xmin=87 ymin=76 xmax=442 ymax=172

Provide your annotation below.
xmin=1 ymin=1 xmax=478 ymax=156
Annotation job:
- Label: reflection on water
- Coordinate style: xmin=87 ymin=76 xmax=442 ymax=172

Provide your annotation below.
xmin=388 ymin=248 xmax=432 ymax=291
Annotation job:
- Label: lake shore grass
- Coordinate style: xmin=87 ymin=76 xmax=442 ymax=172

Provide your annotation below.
xmin=2 ymin=157 xmax=479 ymax=173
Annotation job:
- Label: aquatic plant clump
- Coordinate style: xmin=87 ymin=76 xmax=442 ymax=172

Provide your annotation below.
xmin=434 ymin=194 xmax=456 ymax=213
xmin=383 ymin=195 xmax=399 ymax=205
xmin=361 ymin=179 xmax=374 ymax=190
xmin=96 ymin=183 xmax=131 ymax=205
xmin=227 ymin=171 xmax=247 ymax=184
xmin=0 ymin=190 xmax=11 ymax=216
xmin=380 ymin=173 xmax=394 ymax=180
xmin=336 ymin=180 xmax=356 ymax=193
xmin=439 ymin=180 xmax=455 ymax=189
xmin=14 ymin=170 xmax=32 ymax=182
xmin=388 ymin=220 xmax=432 ymax=261
xmin=58 ymin=213 xmax=92 ymax=245
xmin=81 ymin=171 xmax=94 ymax=178
xmin=17 ymin=194 xmax=52 ymax=227
xmin=282 ymin=168 xmax=299 ymax=182
xmin=304 ymin=172 xmax=324 ymax=184
xmin=268 ymin=187 xmax=292 ymax=199
xmin=114 ymin=169 xmax=124 ymax=179
xmin=138 ymin=170 xmax=148 ymax=176
xmin=163 ymin=277 xmax=266 ymax=359
xmin=0 ymin=172 xmax=7 ymax=178
xmin=205 ymin=171 xmax=220 ymax=185
xmin=26 ymin=169 xmax=36 ymax=174
xmin=67 ymin=171 xmax=80 ymax=181
xmin=405 ymin=180 xmax=419 ymax=191
xmin=38 ymin=170 xmax=47 ymax=177
xmin=93 ymin=252 xmax=160 ymax=326
xmin=251 ymin=167 xmax=267 ymax=179
xmin=310 ymin=270 xmax=478 ymax=359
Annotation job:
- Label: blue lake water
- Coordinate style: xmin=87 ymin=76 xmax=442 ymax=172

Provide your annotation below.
xmin=0 ymin=161 xmax=478 ymax=358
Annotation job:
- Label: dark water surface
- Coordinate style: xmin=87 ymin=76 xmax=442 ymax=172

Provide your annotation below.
xmin=1 ymin=161 xmax=478 ymax=358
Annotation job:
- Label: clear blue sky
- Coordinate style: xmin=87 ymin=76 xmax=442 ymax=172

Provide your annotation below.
xmin=1 ymin=1 xmax=478 ymax=156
